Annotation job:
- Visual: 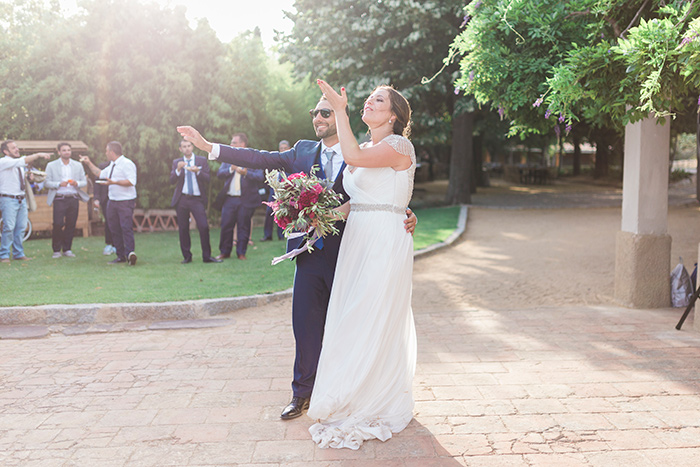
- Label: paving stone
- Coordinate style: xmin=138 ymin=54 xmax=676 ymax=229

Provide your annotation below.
xmin=0 ymin=325 xmax=49 ymax=339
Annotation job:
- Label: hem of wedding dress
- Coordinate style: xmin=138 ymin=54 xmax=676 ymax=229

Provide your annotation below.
xmin=309 ymin=417 xmax=410 ymax=450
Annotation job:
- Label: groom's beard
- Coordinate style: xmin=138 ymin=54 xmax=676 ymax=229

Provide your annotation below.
xmin=314 ymin=123 xmax=336 ymax=140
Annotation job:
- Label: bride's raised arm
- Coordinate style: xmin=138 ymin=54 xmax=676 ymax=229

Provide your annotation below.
xmin=317 ymin=80 xmax=410 ymax=171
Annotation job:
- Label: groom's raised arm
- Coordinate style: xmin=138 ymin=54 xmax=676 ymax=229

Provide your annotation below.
xmin=177 ymin=125 xmax=295 ymax=172
xmin=216 ymin=145 xmax=293 ymax=172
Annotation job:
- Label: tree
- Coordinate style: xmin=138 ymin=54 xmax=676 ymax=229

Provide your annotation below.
xmin=0 ymin=0 xmax=318 ymax=209
xmin=279 ymin=0 xmax=474 ymax=203
xmin=452 ymin=1 xmax=700 ymax=181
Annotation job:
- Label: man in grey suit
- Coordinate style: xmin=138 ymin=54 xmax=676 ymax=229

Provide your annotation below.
xmin=45 ymin=142 xmax=90 ymax=258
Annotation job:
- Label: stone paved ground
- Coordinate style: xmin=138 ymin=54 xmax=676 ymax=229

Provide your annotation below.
xmin=2 ymin=179 xmax=700 ymax=466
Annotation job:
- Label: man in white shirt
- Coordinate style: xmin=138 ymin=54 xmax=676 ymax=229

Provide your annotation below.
xmin=0 ymin=140 xmax=51 ymax=263
xmin=81 ymin=141 xmax=138 ymax=265
xmin=45 ymin=142 xmax=90 ymax=258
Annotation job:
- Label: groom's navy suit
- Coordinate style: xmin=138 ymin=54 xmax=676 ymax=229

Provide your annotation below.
xmin=217 ymin=140 xmax=348 ymax=398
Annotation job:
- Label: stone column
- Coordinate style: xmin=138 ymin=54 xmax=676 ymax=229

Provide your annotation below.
xmin=614 ymin=115 xmax=671 ymax=308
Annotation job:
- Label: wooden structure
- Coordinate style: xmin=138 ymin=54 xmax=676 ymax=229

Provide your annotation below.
xmin=13 ymin=140 xmax=92 ymax=238
xmin=14 ymin=140 xmax=89 ymax=156
xmin=132 ymin=209 xmax=179 ymax=233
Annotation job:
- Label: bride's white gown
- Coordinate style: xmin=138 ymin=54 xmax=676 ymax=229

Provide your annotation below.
xmin=307 ymin=134 xmax=417 ymax=450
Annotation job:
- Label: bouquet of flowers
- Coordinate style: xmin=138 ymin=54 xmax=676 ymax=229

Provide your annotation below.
xmin=264 ymin=168 xmax=345 ymax=263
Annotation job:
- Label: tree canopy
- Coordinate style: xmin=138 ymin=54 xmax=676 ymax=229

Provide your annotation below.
xmin=452 ymin=0 xmax=700 ymax=136
xmin=0 ymin=0 xmax=318 ymax=208
xmin=279 ymin=0 xmax=465 ymax=147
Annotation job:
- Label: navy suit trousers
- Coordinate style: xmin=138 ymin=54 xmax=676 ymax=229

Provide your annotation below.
xmin=219 ymin=196 xmax=255 ymax=257
xmin=176 ymin=195 xmax=211 ymax=260
xmin=107 ymin=199 xmax=135 ymax=260
xmin=52 ymin=197 xmax=79 ymax=253
xmin=291 ymin=244 xmax=338 ymax=398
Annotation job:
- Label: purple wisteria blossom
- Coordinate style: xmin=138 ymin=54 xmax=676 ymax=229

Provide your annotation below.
xmin=533 ymin=97 xmax=544 ymax=108
xmin=468 ymin=70 xmax=475 ymax=82
xmin=498 ymin=106 xmax=505 ymax=119
xmin=544 ymin=109 xmax=552 ymax=119
xmin=474 ymin=0 xmax=482 ymax=8
xmin=697 ymin=94 xmax=700 ymax=106
xmin=681 ymin=33 xmax=698 ymax=47
xmin=460 ymin=14 xmax=471 ymax=27
xmin=565 ymin=124 xmax=572 ymax=135
xmin=558 ymin=113 xmax=565 ymax=123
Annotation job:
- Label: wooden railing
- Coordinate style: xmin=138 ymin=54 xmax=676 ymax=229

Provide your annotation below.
xmin=132 ymin=209 xmax=179 ymax=232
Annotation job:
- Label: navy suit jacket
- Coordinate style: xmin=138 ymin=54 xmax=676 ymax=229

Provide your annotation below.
xmin=216 ymin=140 xmax=348 ymax=254
xmin=215 ymin=162 xmax=264 ymax=209
xmin=170 ymin=155 xmax=210 ymax=207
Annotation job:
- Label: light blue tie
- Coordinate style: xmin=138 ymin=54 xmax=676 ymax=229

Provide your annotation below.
xmin=323 ymin=149 xmax=335 ymax=181
xmin=185 ymin=159 xmax=194 ymax=195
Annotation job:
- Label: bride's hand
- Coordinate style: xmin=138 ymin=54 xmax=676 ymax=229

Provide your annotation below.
xmin=317 ymin=79 xmax=347 ymax=113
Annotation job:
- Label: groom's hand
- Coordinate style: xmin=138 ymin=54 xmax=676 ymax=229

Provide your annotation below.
xmin=177 ymin=126 xmax=213 ymax=153
xmin=404 ymin=208 xmax=417 ymax=235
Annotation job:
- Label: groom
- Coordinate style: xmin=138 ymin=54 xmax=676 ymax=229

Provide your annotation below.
xmin=178 ymin=97 xmax=416 ymax=420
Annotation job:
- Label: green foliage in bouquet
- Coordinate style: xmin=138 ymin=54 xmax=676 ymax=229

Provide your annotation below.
xmin=264 ymin=167 xmax=345 ymax=247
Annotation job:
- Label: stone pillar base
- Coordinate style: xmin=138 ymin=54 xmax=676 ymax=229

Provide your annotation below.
xmin=615 ymin=231 xmax=671 ymax=308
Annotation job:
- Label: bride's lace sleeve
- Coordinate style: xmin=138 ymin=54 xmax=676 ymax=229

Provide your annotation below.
xmin=382 ymin=134 xmax=416 ymax=165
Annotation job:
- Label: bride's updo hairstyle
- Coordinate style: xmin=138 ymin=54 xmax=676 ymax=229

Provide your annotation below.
xmin=373 ymin=85 xmax=412 ymax=139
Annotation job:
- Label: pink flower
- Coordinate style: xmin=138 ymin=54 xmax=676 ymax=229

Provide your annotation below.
xmin=533 ymin=97 xmax=543 ymax=108
xmin=288 ymin=172 xmax=306 ymax=181
xmin=263 ymin=200 xmax=280 ymax=211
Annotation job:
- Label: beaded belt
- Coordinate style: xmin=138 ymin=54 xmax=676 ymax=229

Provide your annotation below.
xmin=350 ymin=203 xmax=406 ymax=215
xmin=0 ymin=193 xmax=25 ymax=200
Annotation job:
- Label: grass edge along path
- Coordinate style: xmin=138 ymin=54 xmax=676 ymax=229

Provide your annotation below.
xmin=0 ymin=206 xmax=461 ymax=307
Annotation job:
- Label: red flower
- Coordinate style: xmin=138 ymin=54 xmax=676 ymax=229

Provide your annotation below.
xmin=288 ymin=172 xmax=306 ymax=180
xmin=275 ymin=215 xmax=292 ymax=229
xmin=298 ymin=189 xmax=320 ymax=208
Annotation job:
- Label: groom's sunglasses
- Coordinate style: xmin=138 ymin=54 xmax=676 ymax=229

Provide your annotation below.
xmin=309 ymin=109 xmax=333 ymax=118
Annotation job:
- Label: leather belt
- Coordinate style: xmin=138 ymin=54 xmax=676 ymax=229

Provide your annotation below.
xmin=0 ymin=193 xmax=25 ymax=200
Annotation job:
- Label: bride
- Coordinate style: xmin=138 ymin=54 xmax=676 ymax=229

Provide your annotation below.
xmin=308 ymin=80 xmax=417 ymax=450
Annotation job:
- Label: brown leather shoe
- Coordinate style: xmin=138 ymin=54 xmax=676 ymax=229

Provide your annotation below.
xmin=215 ymin=253 xmax=230 ymax=260
xmin=238 ymin=254 xmax=247 ymax=260
xmin=280 ymin=396 xmax=309 ymax=420
xmin=14 ymin=256 xmax=32 ymax=261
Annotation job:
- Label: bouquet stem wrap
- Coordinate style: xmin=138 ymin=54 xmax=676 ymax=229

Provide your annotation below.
xmin=271 ymin=229 xmax=321 ymax=265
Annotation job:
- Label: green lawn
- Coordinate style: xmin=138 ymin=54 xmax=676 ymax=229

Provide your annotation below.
xmin=0 ymin=206 xmax=461 ymax=306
